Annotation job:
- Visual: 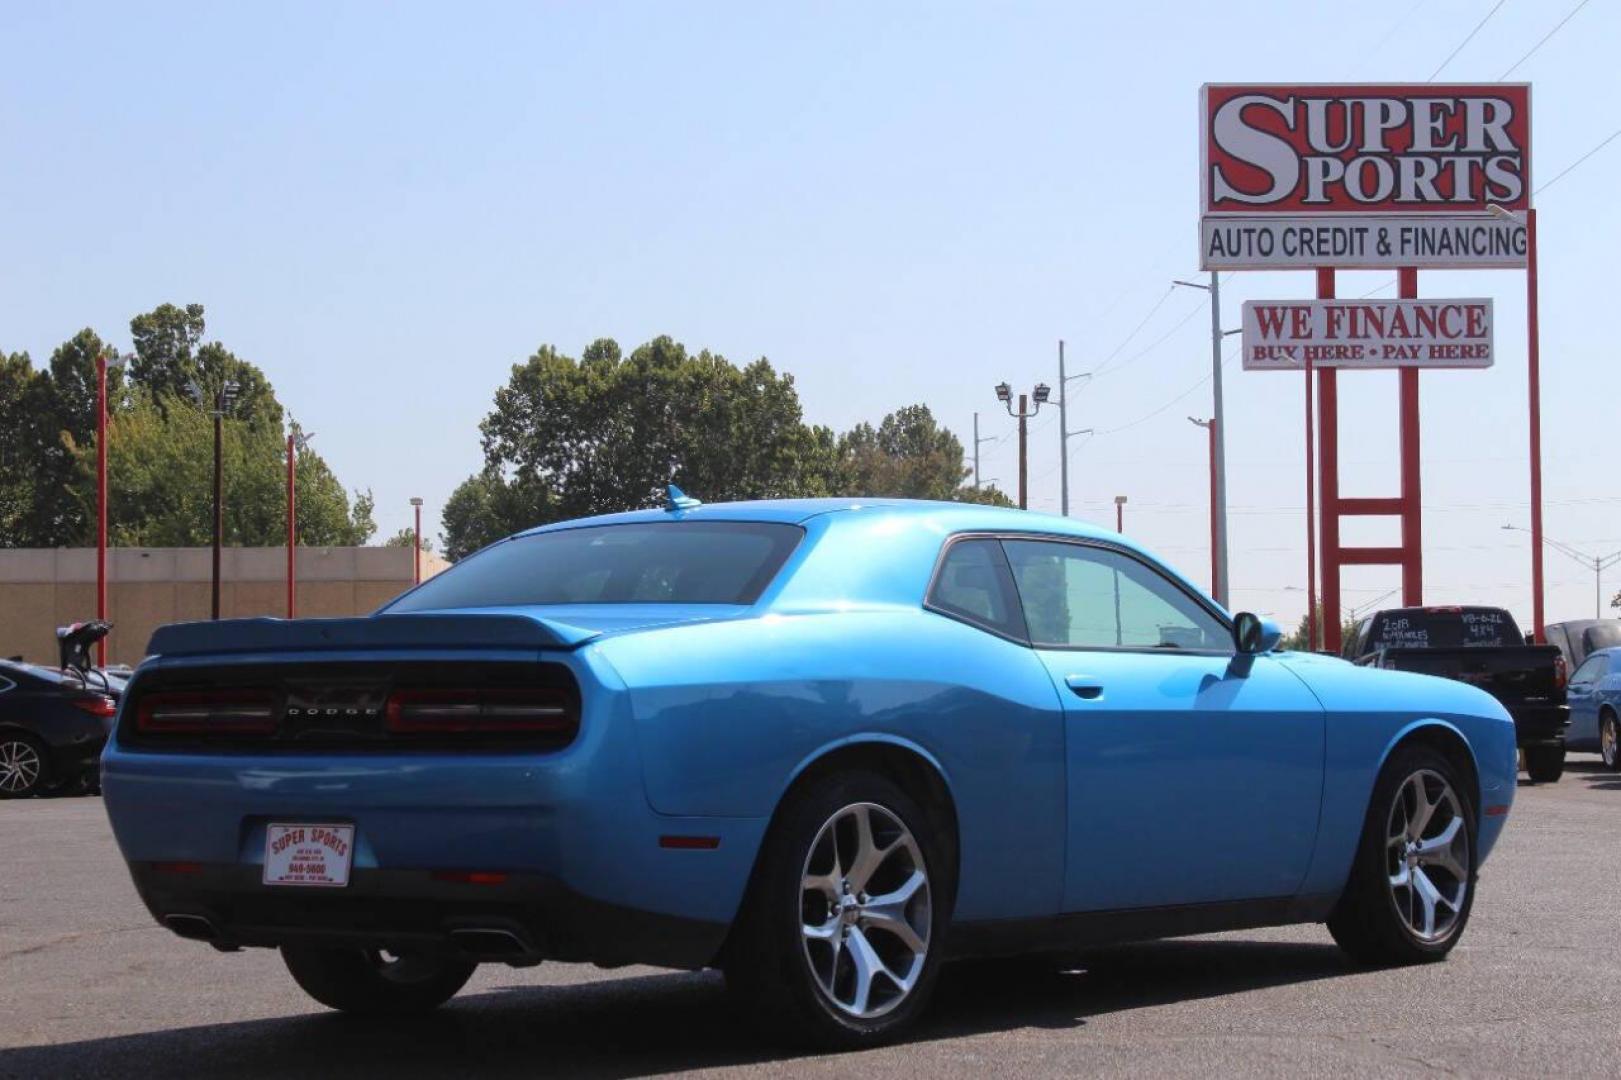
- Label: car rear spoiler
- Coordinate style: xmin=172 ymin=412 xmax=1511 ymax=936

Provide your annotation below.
xmin=145 ymin=613 xmax=601 ymax=658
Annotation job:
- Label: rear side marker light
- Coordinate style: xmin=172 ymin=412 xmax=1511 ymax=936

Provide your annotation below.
xmin=659 ymin=835 xmax=721 ymax=850
xmin=1485 ymin=804 xmax=1510 ymax=817
xmin=1553 ymin=654 xmax=1568 ymax=692
xmin=136 ymin=690 xmax=278 ymax=734
xmin=431 ymin=870 xmax=510 ymax=885
xmin=385 ymin=689 xmax=575 ymax=735
xmin=71 ymin=695 xmax=118 ymax=718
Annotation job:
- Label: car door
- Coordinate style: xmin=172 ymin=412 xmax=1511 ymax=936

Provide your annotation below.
xmin=1000 ymin=537 xmax=1326 ymax=913
xmin=1565 ymin=652 xmax=1608 ymax=748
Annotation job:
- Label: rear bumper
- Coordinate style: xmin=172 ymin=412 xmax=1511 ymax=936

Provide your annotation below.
xmin=130 ymin=862 xmax=725 ymax=968
xmin=1510 ymin=703 xmax=1570 ymax=747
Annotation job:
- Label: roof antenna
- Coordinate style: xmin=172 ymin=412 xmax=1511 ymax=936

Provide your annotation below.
xmin=665 ymin=484 xmax=702 ymax=512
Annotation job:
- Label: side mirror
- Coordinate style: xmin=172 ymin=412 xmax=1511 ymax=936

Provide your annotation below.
xmin=1232 ymin=612 xmax=1282 ymax=655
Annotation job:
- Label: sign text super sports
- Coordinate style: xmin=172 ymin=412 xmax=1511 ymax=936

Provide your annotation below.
xmin=1201 ymin=84 xmax=1530 ymax=215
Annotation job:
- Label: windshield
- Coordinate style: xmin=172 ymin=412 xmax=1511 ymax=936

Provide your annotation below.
xmin=386 ymin=521 xmax=803 ymax=612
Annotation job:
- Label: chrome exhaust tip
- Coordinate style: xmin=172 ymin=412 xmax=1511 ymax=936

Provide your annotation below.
xmin=448 ymin=926 xmax=531 ymax=958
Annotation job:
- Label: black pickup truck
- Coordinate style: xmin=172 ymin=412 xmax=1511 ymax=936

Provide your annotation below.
xmin=1344 ymin=606 xmax=1571 ymax=782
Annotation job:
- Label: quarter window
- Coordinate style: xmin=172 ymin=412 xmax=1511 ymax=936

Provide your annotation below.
xmin=1572 ymin=654 xmax=1609 ymax=685
xmin=927 ymin=539 xmax=1027 ymax=641
xmin=1002 ymin=539 xmax=1229 ymax=651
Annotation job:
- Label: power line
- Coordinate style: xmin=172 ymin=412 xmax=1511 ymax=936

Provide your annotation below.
xmin=1500 ymin=0 xmax=1591 ymax=77
xmin=1428 ymin=0 xmax=1511 ymax=81
xmin=1536 ymin=125 xmax=1621 ymax=197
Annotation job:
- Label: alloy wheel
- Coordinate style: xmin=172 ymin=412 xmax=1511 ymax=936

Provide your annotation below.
xmin=1385 ymin=769 xmax=1470 ymax=943
xmin=0 ymin=739 xmax=43 ymax=795
xmin=1602 ymin=715 xmax=1619 ymax=769
xmin=799 ymin=802 xmax=931 ymax=1020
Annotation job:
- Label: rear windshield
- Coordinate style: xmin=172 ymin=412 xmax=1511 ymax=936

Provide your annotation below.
xmin=386 ymin=522 xmax=803 ymax=611
xmin=1362 ymin=608 xmax=1522 ymax=651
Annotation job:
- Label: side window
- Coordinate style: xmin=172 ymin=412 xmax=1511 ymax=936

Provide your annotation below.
xmin=1002 ymin=539 xmax=1230 ymax=652
xmin=1572 ymin=654 xmax=1608 ymax=686
xmin=927 ymin=538 xmax=1027 ymax=641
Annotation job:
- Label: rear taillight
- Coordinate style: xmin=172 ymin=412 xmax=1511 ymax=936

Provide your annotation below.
xmin=384 ymin=688 xmax=575 ymax=736
xmin=136 ymin=690 xmax=278 ymax=734
xmin=71 ymin=695 xmax=118 ymax=719
xmin=1553 ymin=654 xmax=1568 ymax=692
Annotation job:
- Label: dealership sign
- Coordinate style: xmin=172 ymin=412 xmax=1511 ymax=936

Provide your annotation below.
xmin=1201 ymin=84 xmax=1530 ymax=269
xmin=1241 ymin=299 xmax=1493 ymax=370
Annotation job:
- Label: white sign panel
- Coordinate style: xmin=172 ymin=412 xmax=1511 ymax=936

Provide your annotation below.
xmin=264 ymin=823 xmax=355 ymax=887
xmin=1204 ymin=215 xmax=1526 ymax=270
xmin=1241 ymin=299 xmax=1493 ymax=370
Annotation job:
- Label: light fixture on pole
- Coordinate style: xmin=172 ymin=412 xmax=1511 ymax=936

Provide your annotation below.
xmin=189 ymin=379 xmax=240 ymax=620
xmin=95 ymin=349 xmax=127 ymax=667
xmin=410 ymin=497 xmax=425 ymax=584
xmin=994 ymin=382 xmax=1049 ymax=510
xmin=286 ymin=425 xmax=314 ymax=619
xmin=1057 ymin=339 xmax=1093 ymax=517
xmin=1173 ymin=274 xmax=1230 ymax=607
xmin=1114 ymin=494 xmax=1128 ymax=533
xmin=1502 ymin=524 xmax=1621 ymax=620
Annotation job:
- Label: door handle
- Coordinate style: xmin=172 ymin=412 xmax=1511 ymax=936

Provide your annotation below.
xmin=1065 ymin=675 xmax=1104 ymax=700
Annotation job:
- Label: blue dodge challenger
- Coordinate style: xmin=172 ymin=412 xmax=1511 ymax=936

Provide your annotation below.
xmin=102 ymin=495 xmax=1517 ymax=1045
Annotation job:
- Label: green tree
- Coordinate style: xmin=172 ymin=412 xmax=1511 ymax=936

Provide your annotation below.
xmin=443 ymin=335 xmax=1011 ymax=559
xmin=96 ymin=391 xmax=373 ymax=547
xmin=1280 ymin=604 xmax=1360 ymax=653
xmin=384 ymin=525 xmax=433 ymax=553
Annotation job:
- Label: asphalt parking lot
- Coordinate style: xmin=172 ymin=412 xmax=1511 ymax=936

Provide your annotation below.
xmin=2 ymin=761 xmax=1618 ymax=1079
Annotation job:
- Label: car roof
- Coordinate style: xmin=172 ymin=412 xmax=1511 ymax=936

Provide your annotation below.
xmin=513 ymin=497 xmax=1124 ymax=542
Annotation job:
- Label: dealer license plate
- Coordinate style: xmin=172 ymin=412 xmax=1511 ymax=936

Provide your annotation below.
xmin=263 ymin=823 xmax=355 ymax=887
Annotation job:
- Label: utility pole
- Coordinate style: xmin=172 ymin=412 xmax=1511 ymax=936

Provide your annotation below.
xmin=972 ymin=412 xmax=995 ymax=488
xmin=1057 ymin=339 xmax=1092 ymax=517
xmin=995 ymin=381 xmax=1050 ymax=510
xmin=286 ymin=425 xmax=314 ymax=618
xmin=1173 ymin=273 xmax=1231 ymax=607
xmin=1189 ymin=417 xmax=1218 ymax=598
xmin=1503 ymin=524 xmax=1621 ymax=621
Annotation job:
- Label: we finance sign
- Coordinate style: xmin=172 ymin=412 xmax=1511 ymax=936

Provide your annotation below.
xmin=1241 ymin=299 xmax=1494 ymax=371
xmin=1200 ymin=84 xmax=1530 ymax=270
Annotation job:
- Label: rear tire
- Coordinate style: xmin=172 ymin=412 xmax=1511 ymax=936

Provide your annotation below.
xmin=0 ymin=733 xmax=50 ymax=798
xmin=1600 ymin=711 xmax=1619 ymax=772
xmin=1524 ymin=744 xmax=1565 ymax=783
xmin=281 ymin=946 xmax=475 ymax=1015
xmin=1328 ymin=743 xmax=1477 ymax=966
xmin=723 ymin=770 xmax=948 ymax=1049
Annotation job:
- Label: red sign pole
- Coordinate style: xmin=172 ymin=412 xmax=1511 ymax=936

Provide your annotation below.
xmin=1526 ymin=208 xmax=1545 ymax=641
xmin=1399 ymin=267 xmax=1423 ymax=606
xmin=96 ymin=352 xmax=109 ymax=667
xmin=286 ymin=433 xmax=296 ymax=618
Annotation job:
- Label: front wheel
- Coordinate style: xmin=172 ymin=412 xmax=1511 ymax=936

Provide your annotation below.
xmin=1328 ymin=744 xmax=1477 ymax=966
xmin=0 ymin=734 xmax=50 ymax=798
xmin=1600 ymin=711 xmax=1619 ymax=772
xmin=724 ymin=771 xmax=947 ymax=1048
xmin=1524 ymin=744 xmax=1565 ymax=783
xmin=281 ymin=946 xmax=475 ymax=1015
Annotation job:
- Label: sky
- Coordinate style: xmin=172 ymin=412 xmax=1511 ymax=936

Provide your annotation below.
xmin=3 ymin=1 xmax=1618 ymax=631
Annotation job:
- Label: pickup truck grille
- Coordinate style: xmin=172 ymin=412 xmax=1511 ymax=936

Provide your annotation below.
xmin=120 ymin=660 xmax=580 ymax=752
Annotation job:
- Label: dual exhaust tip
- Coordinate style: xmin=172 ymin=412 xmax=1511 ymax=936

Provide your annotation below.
xmin=162 ymin=913 xmax=534 ymax=960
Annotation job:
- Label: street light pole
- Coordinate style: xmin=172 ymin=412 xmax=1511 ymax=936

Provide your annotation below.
xmin=1503 ymin=524 xmax=1621 ymax=620
xmin=994 ymin=382 xmax=1049 ymax=510
xmin=192 ymin=380 xmax=239 ymax=621
xmin=1173 ymin=274 xmax=1230 ymax=606
xmin=286 ymin=426 xmax=314 ymax=618
xmin=96 ymin=351 xmax=109 ymax=667
xmin=1115 ymin=494 xmax=1127 ymax=533
xmin=411 ymin=497 xmax=425 ymax=584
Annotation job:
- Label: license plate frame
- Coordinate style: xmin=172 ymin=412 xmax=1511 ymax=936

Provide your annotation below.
xmin=263 ymin=822 xmax=355 ymax=888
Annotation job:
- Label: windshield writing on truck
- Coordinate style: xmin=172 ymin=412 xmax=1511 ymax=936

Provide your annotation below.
xmin=1365 ymin=609 xmax=1521 ymax=651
